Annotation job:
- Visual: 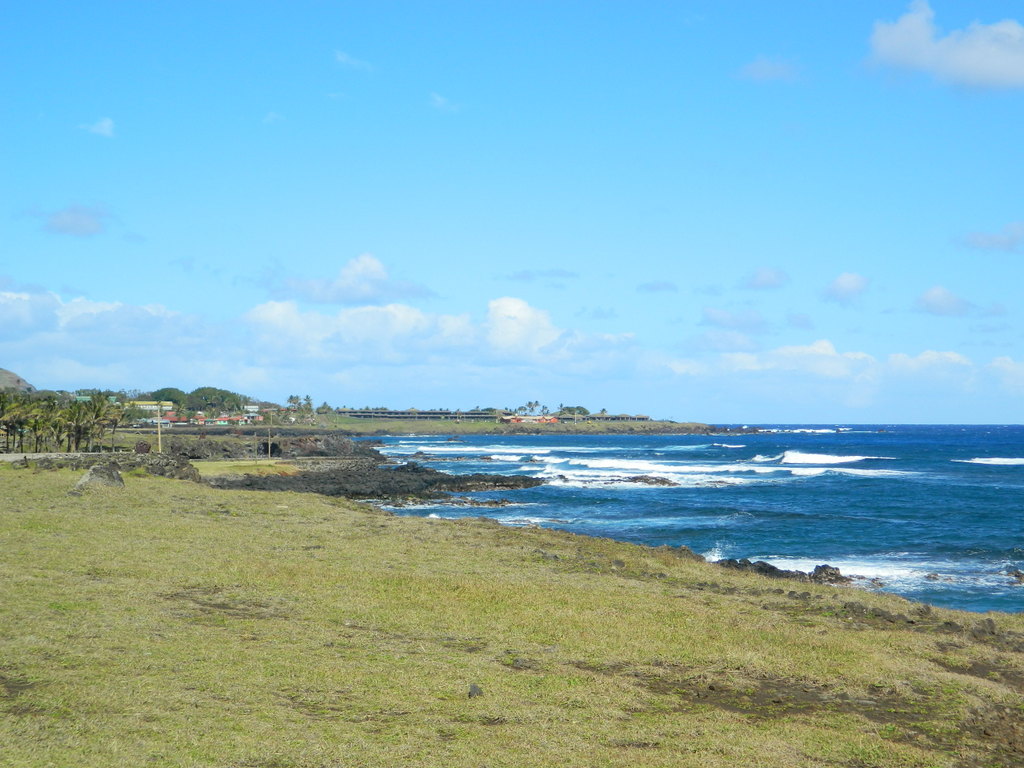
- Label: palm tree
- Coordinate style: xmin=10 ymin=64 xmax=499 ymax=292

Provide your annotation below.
xmin=26 ymin=398 xmax=60 ymax=452
xmin=104 ymin=402 xmax=128 ymax=451
xmin=64 ymin=402 xmax=91 ymax=452
xmin=0 ymin=394 xmax=31 ymax=452
xmin=84 ymin=394 xmax=113 ymax=452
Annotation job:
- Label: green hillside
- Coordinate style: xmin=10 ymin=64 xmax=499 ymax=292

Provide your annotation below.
xmin=1 ymin=464 xmax=1022 ymax=767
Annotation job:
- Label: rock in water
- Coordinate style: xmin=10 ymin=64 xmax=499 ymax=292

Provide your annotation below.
xmin=810 ymin=564 xmax=851 ymax=584
xmin=73 ymin=464 xmax=125 ymax=492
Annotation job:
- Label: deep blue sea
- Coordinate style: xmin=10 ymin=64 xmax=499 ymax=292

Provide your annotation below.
xmin=372 ymin=426 xmax=1024 ymax=614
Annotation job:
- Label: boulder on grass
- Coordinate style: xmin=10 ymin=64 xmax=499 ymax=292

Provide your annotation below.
xmin=73 ymin=464 xmax=125 ymax=492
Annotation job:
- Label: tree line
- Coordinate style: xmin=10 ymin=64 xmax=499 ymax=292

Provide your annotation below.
xmin=0 ymin=384 xmax=256 ymax=454
xmin=0 ymin=392 xmax=133 ymax=454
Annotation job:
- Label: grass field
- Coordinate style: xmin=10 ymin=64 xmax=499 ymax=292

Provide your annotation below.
xmin=2 ymin=463 xmax=1023 ymax=767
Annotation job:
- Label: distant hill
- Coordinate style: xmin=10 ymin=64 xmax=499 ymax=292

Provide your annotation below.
xmin=0 ymin=368 xmax=36 ymax=393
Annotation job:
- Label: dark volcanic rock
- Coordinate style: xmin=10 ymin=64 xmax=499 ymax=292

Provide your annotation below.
xmin=32 ymin=453 xmax=201 ymax=482
xmin=810 ymin=564 xmax=852 ymax=584
xmin=206 ymin=461 xmax=542 ymax=499
xmin=626 ymin=475 xmax=679 ymax=486
xmin=715 ymin=558 xmax=850 ymax=584
xmin=717 ymin=558 xmax=811 ymax=581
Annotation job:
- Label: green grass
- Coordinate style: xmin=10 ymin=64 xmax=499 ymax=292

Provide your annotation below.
xmin=2 ymin=466 xmax=1023 ymax=767
xmin=190 ymin=459 xmax=299 ymax=477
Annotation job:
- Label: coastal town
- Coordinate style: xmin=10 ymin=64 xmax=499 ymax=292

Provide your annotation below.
xmin=0 ymin=367 xmax=659 ymax=452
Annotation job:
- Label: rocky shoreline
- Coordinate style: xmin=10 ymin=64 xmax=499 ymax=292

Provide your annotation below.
xmin=7 ymin=434 xmax=877 ymax=588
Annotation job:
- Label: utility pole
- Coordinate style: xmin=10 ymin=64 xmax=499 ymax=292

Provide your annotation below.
xmin=156 ymin=402 xmax=162 ymax=453
xmin=266 ymin=412 xmax=273 ymax=460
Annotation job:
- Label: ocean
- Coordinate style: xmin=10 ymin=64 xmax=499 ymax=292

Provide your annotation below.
xmin=372 ymin=425 xmax=1024 ymax=614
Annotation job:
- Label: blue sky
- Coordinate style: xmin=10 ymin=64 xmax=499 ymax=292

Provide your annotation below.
xmin=3 ymin=1 xmax=1024 ymax=422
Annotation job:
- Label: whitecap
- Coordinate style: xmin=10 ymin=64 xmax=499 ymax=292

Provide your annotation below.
xmin=781 ymin=451 xmax=894 ymax=465
xmin=953 ymin=457 xmax=1024 ymax=466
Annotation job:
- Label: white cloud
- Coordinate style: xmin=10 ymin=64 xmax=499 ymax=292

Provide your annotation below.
xmin=888 ymin=349 xmax=972 ymax=374
xmin=43 ymin=204 xmax=108 ymax=236
xmin=334 ymin=50 xmax=372 ymax=71
xmin=0 ymin=290 xmax=61 ymax=339
xmin=961 ymin=221 xmax=1024 ymax=251
xmin=80 ymin=117 xmax=114 ymax=137
xmin=989 ymin=356 xmax=1024 ymax=393
xmin=280 ymin=254 xmax=433 ymax=305
xmin=823 ymin=272 xmax=869 ymax=305
xmin=737 ymin=56 xmax=798 ymax=82
xmin=740 ymin=267 xmax=788 ymax=290
xmin=246 ymin=300 xmax=471 ymax=361
xmin=871 ymin=1 xmax=1024 ymax=88
xmin=485 ymin=297 xmax=563 ymax=358
xmin=757 ymin=339 xmax=876 ymax=380
xmin=915 ymin=285 xmax=971 ymax=316
xmin=680 ymin=339 xmax=878 ymax=381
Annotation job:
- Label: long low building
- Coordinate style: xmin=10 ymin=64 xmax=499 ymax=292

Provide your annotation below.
xmin=335 ymin=408 xmax=502 ymax=421
xmin=335 ymin=408 xmax=651 ymax=422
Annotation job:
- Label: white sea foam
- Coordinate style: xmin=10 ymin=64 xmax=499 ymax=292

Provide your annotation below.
xmin=746 ymin=554 xmax=1007 ymax=592
xmin=387 ymin=444 xmax=552 ymax=456
xmin=751 ymin=453 xmax=784 ymax=463
xmin=713 ymin=443 xmax=746 ymax=448
xmin=702 ymin=545 xmax=727 ymax=561
xmin=780 ymin=451 xmax=894 ymax=465
xmin=760 ymin=428 xmax=838 ymax=434
xmin=541 ymin=470 xmax=755 ymax=489
xmin=953 ymin=457 xmax=1024 ymax=466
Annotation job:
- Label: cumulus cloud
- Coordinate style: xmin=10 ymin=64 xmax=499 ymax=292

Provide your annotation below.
xmin=43 ymin=205 xmax=108 ymax=236
xmin=892 ymin=348 xmax=970 ymax=376
xmin=79 ymin=117 xmax=114 ymax=137
xmin=485 ymin=297 xmax=564 ymax=358
xmin=990 ymin=356 xmax=1024 ymax=392
xmin=0 ymin=290 xmax=61 ymax=340
xmin=726 ymin=339 xmax=877 ymax=380
xmin=870 ymin=1 xmax=1024 ymax=88
xmin=334 ymin=50 xmax=372 ymax=71
xmin=0 ymin=287 xmax=209 ymax=376
xmin=246 ymin=300 xmax=471 ymax=362
xmin=823 ymin=272 xmax=869 ymax=305
xmin=244 ymin=294 xmax=634 ymax=375
xmin=667 ymin=339 xmax=878 ymax=383
xmin=637 ymin=281 xmax=678 ymax=293
xmin=737 ymin=56 xmax=799 ymax=82
xmin=915 ymin=285 xmax=972 ymax=316
xmin=279 ymin=254 xmax=433 ymax=305
xmin=740 ymin=267 xmax=788 ymax=290
xmin=961 ymin=221 xmax=1024 ymax=251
